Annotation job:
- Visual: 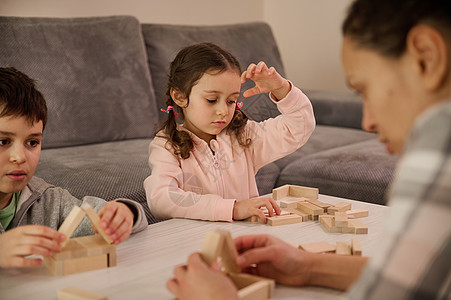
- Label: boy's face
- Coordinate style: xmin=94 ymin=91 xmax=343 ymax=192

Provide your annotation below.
xmin=0 ymin=115 xmax=42 ymax=207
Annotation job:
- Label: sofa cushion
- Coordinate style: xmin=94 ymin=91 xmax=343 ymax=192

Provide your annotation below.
xmin=0 ymin=16 xmax=158 ymax=148
xmin=34 ymin=139 xmax=158 ymax=224
xmin=141 ymin=22 xmax=285 ymax=123
xmin=277 ymin=139 xmax=399 ymax=205
xmin=305 ymin=90 xmax=363 ymax=130
xmin=274 ymin=125 xmax=377 ymax=170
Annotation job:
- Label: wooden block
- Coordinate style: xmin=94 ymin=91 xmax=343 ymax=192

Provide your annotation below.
xmin=52 ymin=235 xmax=115 ymax=261
xmin=327 ymin=202 xmax=352 ymax=215
xmin=336 ymin=242 xmax=351 ymax=255
xmin=81 ymin=203 xmax=113 ymax=244
xmin=62 ymin=254 xmax=108 ymax=275
xmin=58 ymin=286 xmax=107 ymax=300
xmin=299 ymin=241 xmax=336 ymax=253
xmin=351 ymin=238 xmax=362 ymax=256
xmin=58 ymin=206 xmax=87 ymax=247
xmin=319 ymin=216 xmax=341 ymax=233
xmin=272 ymin=185 xmax=290 ymax=200
xmin=201 ymin=230 xmax=240 ymax=273
xmin=333 ymin=212 xmax=348 ymax=228
xmin=348 ymin=219 xmax=368 ymax=234
xmin=229 ymin=273 xmax=274 ymax=300
xmin=346 ymin=209 xmax=369 ymax=219
xmin=266 ymin=214 xmax=303 ymax=226
xmin=288 ymin=185 xmax=319 ymax=200
xmin=341 ymin=226 xmax=356 ymax=234
xmin=279 ymin=198 xmax=307 ymax=208
xmin=283 ymin=208 xmax=310 ymax=221
xmin=296 ymin=202 xmax=323 ymax=217
xmin=305 ymin=199 xmax=332 ymax=211
xmin=44 ymin=256 xmax=63 ymax=276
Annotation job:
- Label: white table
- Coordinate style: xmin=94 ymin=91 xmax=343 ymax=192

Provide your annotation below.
xmin=0 ymin=195 xmax=389 ymax=299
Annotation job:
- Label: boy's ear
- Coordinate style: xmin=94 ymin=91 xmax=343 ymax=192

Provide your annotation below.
xmin=407 ymin=24 xmax=448 ymax=91
xmin=170 ymin=88 xmax=188 ymax=108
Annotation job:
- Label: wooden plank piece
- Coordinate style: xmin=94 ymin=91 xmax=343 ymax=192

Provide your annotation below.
xmin=272 ymin=185 xmax=290 ymax=200
xmin=288 ymin=185 xmax=319 ymax=200
xmin=58 ymin=286 xmax=107 ymax=300
xmin=299 ymin=241 xmax=336 ymax=253
xmin=81 ymin=203 xmax=113 ymax=244
xmin=58 ymin=206 xmax=86 ymax=248
xmin=351 ymin=238 xmax=362 ymax=256
xmin=266 ymin=214 xmax=303 ymax=226
xmin=348 ymin=219 xmax=368 ymax=234
xmin=335 ymin=242 xmax=351 ymax=255
xmin=333 ymin=212 xmax=348 ymax=228
xmin=297 ymin=202 xmax=323 ymax=217
xmin=346 ymin=209 xmax=369 ymax=219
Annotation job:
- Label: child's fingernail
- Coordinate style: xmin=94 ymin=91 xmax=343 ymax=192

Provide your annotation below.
xmin=236 ymin=257 xmax=245 ymax=265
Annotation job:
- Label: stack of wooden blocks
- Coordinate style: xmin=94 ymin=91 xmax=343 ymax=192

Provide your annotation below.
xmin=246 ymin=184 xmax=369 ymax=234
xmin=44 ymin=203 xmax=116 ymax=276
xmin=201 ymin=230 xmax=275 ymax=300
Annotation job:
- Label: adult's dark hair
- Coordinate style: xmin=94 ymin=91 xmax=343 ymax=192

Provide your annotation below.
xmin=342 ymin=0 xmax=451 ymax=57
xmin=158 ymin=42 xmax=250 ymax=159
xmin=0 ymin=67 xmax=48 ymax=130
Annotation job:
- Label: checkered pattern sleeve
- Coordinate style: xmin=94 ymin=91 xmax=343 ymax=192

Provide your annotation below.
xmin=347 ymin=100 xmax=451 ymax=300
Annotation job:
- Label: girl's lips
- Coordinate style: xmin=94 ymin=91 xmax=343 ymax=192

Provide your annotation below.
xmin=7 ymin=174 xmax=26 ymax=181
xmin=212 ymin=121 xmax=226 ymax=127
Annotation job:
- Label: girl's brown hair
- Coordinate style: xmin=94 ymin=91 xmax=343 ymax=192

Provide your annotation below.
xmin=157 ymin=42 xmax=250 ymax=159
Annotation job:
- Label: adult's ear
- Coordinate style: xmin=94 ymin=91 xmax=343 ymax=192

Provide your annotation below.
xmin=170 ymin=88 xmax=188 ymax=108
xmin=406 ymin=24 xmax=448 ymax=91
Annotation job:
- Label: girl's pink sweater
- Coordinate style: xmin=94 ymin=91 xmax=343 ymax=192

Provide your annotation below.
xmin=144 ymin=85 xmax=315 ymax=222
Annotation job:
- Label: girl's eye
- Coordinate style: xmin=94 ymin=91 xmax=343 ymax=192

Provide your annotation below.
xmin=228 ymin=100 xmax=237 ymax=105
xmin=207 ymin=99 xmax=217 ymax=103
xmin=26 ymin=140 xmax=40 ymax=147
xmin=0 ymin=139 xmax=10 ymax=146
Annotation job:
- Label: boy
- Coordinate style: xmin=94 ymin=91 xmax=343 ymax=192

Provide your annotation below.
xmin=0 ymin=67 xmax=147 ymax=268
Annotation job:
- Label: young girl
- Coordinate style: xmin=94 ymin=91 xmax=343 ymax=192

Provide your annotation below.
xmin=144 ymin=42 xmax=315 ymax=223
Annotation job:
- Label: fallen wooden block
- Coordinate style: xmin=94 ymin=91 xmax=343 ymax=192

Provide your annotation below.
xmin=297 ymin=202 xmax=323 ymax=218
xmin=351 ymin=238 xmax=362 ymax=256
xmin=267 ymin=214 xmax=303 ymax=226
xmin=305 ymin=199 xmax=332 ymax=211
xmin=346 ymin=209 xmax=369 ymax=219
xmin=272 ymin=185 xmax=290 ymax=200
xmin=282 ymin=208 xmax=310 ymax=221
xmin=348 ymin=219 xmax=368 ymax=234
xmin=327 ymin=202 xmax=352 ymax=215
xmin=58 ymin=286 xmax=107 ymax=300
xmin=279 ymin=197 xmax=308 ymax=208
xmin=335 ymin=241 xmax=352 ymax=255
xmin=333 ymin=212 xmax=348 ymax=228
xmin=299 ymin=241 xmax=336 ymax=253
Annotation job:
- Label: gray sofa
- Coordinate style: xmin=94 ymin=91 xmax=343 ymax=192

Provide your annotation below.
xmin=0 ymin=16 xmax=397 ymax=224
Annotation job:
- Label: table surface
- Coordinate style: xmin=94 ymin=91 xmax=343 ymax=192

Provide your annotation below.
xmin=0 ymin=194 xmax=389 ymax=300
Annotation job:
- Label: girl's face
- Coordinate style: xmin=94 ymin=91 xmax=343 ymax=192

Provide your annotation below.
xmin=182 ymin=69 xmax=241 ymax=144
xmin=341 ymin=36 xmax=426 ymax=155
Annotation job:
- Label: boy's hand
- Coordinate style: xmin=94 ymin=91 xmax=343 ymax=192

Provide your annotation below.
xmin=97 ymin=201 xmax=133 ymax=244
xmin=232 ymin=197 xmax=281 ymax=223
xmin=241 ymin=61 xmax=291 ymax=100
xmin=167 ymin=252 xmax=239 ymax=300
xmin=0 ymin=225 xmax=65 ymax=268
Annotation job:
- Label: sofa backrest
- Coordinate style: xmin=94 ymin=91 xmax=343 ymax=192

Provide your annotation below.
xmin=0 ymin=16 xmax=159 ymax=149
xmin=141 ymin=22 xmax=285 ymax=123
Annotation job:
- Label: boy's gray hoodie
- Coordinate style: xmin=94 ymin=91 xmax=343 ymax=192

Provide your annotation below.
xmin=0 ymin=177 xmax=148 ymax=235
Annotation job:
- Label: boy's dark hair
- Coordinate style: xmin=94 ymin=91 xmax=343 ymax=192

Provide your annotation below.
xmin=158 ymin=42 xmax=250 ymax=159
xmin=342 ymin=0 xmax=451 ymax=57
xmin=0 ymin=67 xmax=47 ymax=130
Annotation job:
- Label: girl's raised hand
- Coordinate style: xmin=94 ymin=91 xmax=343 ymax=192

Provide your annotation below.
xmin=241 ymin=61 xmax=291 ymax=100
xmin=232 ymin=197 xmax=282 ymax=223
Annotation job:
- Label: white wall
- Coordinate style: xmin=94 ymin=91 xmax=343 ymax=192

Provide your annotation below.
xmin=264 ymin=0 xmax=353 ymax=92
xmin=0 ymin=0 xmax=352 ymax=92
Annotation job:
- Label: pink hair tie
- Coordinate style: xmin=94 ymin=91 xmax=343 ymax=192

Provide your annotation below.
xmin=161 ymin=105 xmax=179 ymax=117
xmin=236 ymin=102 xmax=243 ymax=109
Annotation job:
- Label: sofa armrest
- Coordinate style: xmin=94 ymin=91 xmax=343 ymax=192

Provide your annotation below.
xmin=304 ymin=90 xmax=363 ymax=130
